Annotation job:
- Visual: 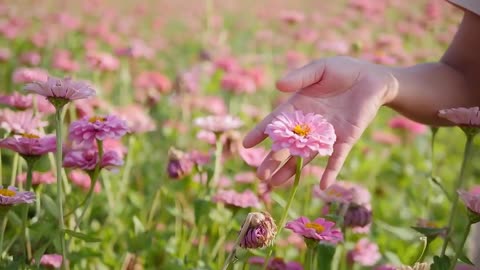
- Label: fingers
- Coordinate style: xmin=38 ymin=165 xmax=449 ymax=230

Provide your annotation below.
xmin=256 ymin=149 xmax=291 ymax=180
xmin=243 ymin=102 xmax=293 ymax=148
xmin=319 ymin=141 xmax=353 ymax=190
xmin=276 ymin=60 xmax=326 ymax=92
xmin=268 ymin=154 xmax=316 ymax=187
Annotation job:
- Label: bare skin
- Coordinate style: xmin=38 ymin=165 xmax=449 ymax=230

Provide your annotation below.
xmin=243 ymin=10 xmax=480 ymax=189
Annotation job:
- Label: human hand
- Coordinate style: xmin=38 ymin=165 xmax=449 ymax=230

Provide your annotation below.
xmin=243 ymin=56 xmax=398 ymax=189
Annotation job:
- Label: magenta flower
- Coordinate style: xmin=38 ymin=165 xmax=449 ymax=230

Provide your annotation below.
xmin=63 ymin=148 xmax=123 ymax=171
xmin=0 ymin=134 xmax=56 ymax=156
xmin=265 ymin=111 xmax=336 ymax=158
xmin=438 ymin=107 xmax=480 ymax=126
xmin=0 ymin=109 xmax=47 ymax=135
xmin=347 ymin=238 xmax=381 ymax=267
xmin=40 ymin=254 xmax=63 ymax=269
xmin=389 ymin=116 xmax=427 ymax=135
xmin=68 ymin=170 xmax=101 ymax=193
xmin=194 ymin=115 xmax=243 ymax=133
xmin=240 ymin=212 xmax=277 ymax=249
xmin=212 ymin=190 xmax=260 ymax=208
xmin=0 ymin=186 xmax=35 ymax=206
xmin=17 ymin=171 xmax=55 ymax=185
xmin=285 ymin=217 xmax=343 ymax=244
xmin=68 ymin=115 xmax=129 ymax=146
xmin=12 ymin=67 xmax=48 ymax=84
xmin=24 ymin=76 xmax=95 ymax=103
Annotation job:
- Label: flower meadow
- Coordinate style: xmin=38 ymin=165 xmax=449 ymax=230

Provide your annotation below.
xmin=0 ymin=0 xmax=480 ymax=269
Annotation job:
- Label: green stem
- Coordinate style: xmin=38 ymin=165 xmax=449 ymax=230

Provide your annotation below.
xmin=222 ymin=213 xmax=253 ymax=270
xmin=210 ymin=136 xmax=224 ymax=191
xmin=441 ymin=135 xmax=474 ymax=255
xmin=263 ymin=157 xmax=304 ymax=270
xmin=0 ymin=210 xmax=8 ymax=257
xmin=146 ymin=188 xmax=162 ymax=230
xmin=9 ymin=153 xmax=19 ymax=186
xmin=21 ymin=160 xmax=35 ymax=261
xmin=306 ymin=248 xmax=315 ymax=270
xmin=55 ymin=109 xmax=68 ymax=270
xmin=415 ymin=237 xmax=429 ymax=263
xmin=449 ymin=223 xmax=471 ymax=270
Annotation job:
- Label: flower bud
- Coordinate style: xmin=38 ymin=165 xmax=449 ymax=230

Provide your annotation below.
xmin=344 ymin=204 xmax=372 ymax=228
xmin=167 ymin=147 xmax=193 ymax=179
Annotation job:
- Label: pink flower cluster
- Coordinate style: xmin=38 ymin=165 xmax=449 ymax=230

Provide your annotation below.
xmin=212 ymin=190 xmax=260 ymax=208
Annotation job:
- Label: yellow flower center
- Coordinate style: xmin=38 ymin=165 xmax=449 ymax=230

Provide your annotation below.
xmin=21 ymin=133 xmax=40 ymax=139
xmin=89 ymin=116 xmax=106 ymax=123
xmin=292 ymin=124 xmax=311 ymax=137
xmin=0 ymin=189 xmax=16 ymax=197
xmin=326 ymin=189 xmax=342 ymax=197
xmin=305 ymin=222 xmax=325 ymax=233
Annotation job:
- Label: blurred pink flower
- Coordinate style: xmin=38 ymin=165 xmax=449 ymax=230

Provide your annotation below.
xmin=69 ymin=115 xmax=129 ymax=146
xmin=389 ymin=116 xmax=427 ymax=135
xmin=0 ymin=47 xmax=11 ymax=62
xmin=68 ymin=170 xmax=101 ymax=193
xmin=425 ymin=0 xmax=442 ymax=21
xmin=0 ymin=109 xmax=47 ymax=135
xmin=25 ymin=76 xmax=96 ymax=101
xmin=221 ymin=72 xmax=256 ymax=94
xmin=249 ymin=257 xmax=303 ymax=270
xmin=238 ymin=146 xmax=268 ymax=167
xmin=0 ymin=186 xmax=35 ymax=206
xmin=134 ymin=71 xmax=171 ymax=93
xmin=115 ymin=39 xmax=155 ymax=59
xmin=115 ymin=105 xmax=156 ymax=134
xmin=279 ymin=10 xmax=305 ymax=25
xmin=86 ymin=51 xmax=120 ymax=71
xmin=167 ymin=148 xmax=194 ymax=180
xmin=347 ymin=238 xmax=381 ymax=266
xmin=17 ymin=171 xmax=55 ymax=185
xmin=191 ymin=96 xmax=227 ymax=115
xmin=315 ymin=183 xmax=354 ymax=204
xmin=0 ymin=93 xmax=33 ymax=110
xmin=194 ymin=115 xmax=243 ymax=133
xmin=285 ymin=216 xmax=343 ymax=244
xmin=317 ymin=40 xmax=350 ymax=55
xmin=214 ymin=56 xmax=240 ymax=73
xmin=101 ymin=139 xmax=127 ymax=159
xmin=372 ymin=131 xmax=401 ymax=145
xmin=458 ymin=190 xmax=480 ymax=215
xmin=39 ymin=254 xmax=63 ymax=269
xmin=285 ymin=50 xmax=306 ymax=70
xmin=12 ymin=67 xmax=48 ymax=84
xmin=196 ymin=130 xmax=216 ymax=144
xmin=63 ymin=147 xmax=123 ymax=171
xmin=52 ymin=50 xmax=79 ymax=72
xmin=0 ymin=134 xmax=56 ymax=156
xmin=438 ymin=107 xmax=480 ymax=126
xmin=234 ymin=172 xmax=256 ymax=184
xmin=19 ymin=51 xmax=41 ymax=66
xmin=276 ymin=232 xmax=306 ymax=250
xmin=242 ymin=67 xmax=266 ymax=88
xmin=265 ymin=111 xmax=336 ymax=158
xmin=212 ymin=190 xmax=260 ymax=208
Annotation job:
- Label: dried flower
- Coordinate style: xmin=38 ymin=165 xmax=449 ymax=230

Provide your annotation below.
xmin=239 ymin=212 xmax=277 ymax=249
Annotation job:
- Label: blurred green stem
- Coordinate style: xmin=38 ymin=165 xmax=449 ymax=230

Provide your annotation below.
xmin=0 ymin=210 xmax=8 ymax=258
xmin=9 ymin=153 xmax=19 ymax=186
xmin=263 ymin=157 xmax=303 ymax=270
xmin=441 ymin=134 xmax=474 ymax=256
xmin=21 ymin=159 xmax=36 ymax=261
xmin=210 ymin=135 xmax=223 ymax=191
xmin=449 ymin=223 xmax=471 ymax=270
xmin=55 ymin=108 xmax=68 ymax=270
xmin=415 ymin=237 xmax=429 ymax=263
xmin=306 ymin=248 xmax=315 ymax=270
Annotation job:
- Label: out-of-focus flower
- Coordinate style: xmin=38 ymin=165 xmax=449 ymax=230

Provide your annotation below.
xmin=68 ymin=115 xmax=129 ymax=146
xmin=12 ymin=67 xmax=48 ymax=84
xmin=374 ymin=265 xmax=397 ymax=270
xmin=458 ymin=190 xmax=480 ymax=222
xmin=398 ymin=262 xmax=430 ymax=270
xmin=317 ymin=40 xmax=350 ymax=55
xmin=240 ymin=212 xmax=277 ymax=249
xmin=220 ymin=72 xmax=256 ymax=94
xmin=285 ymin=50 xmax=307 ymax=70
xmin=238 ymin=146 xmax=268 ymax=167
xmin=0 ymin=134 xmax=56 ymax=157
xmin=68 ymin=170 xmax=101 ymax=193
xmin=190 ymin=96 xmax=227 ymax=115
xmin=0 ymin=186 xmax=35 ymax=206
xmin=52 ymin=50 xmax=79 ymax=72
xmin=39 ymin=253 xmax=63 ymax=269
xmin=214 ymin=56 xmax=240 ymax=72
xmin=196 ymin=130 xmax=216 ymax=144
xmin=86 ymin=51 xmax=120 ymax=71
xmin=115 ymin=39 xmax=155 ymax=59
xmin=285 ymin=217 xmax=343 ymax=244
xmin=315 ymin=183 xmax=354 ymax=204
xmin=265 ymin=111 xmax=336 ymax=158
xmin=438 ymin=107 xmax=480 ymax=127
xmin=389 ymin=116 xmax=427 ymax=135
xmin=19 ymin=51 xmax=41 ymax=66
xmin=212 ymin=190 xmax=260 ymax=208
xmin=194 ymin=115 xmax=243 ymax=134
xmin=135 ymin=71 xmax=171 ymax=93
xmin=25 ymin=77 xmax=95 ymax=106
xmin=344 ymin=204 xmax=372 ymax=228
xmin=234 ymin=172 xmax=256 ymax=184
xmin=167 ymin=147 xmax=194 ymax=179
xmin=0 ymin=109 xmax=47 ymax=135
xmin=0 ymin=93 xmax=33 ymax=110
xmin=347 ymin=238 xmax=381 ymax=266
xmin=63 ymin=147 xmax=123 ymax=171
xmin=371 ymin=131 xmax=401 ymax=145
xmin=248 ymin=257 xmax=303 ymax=270
xmin=279 ymin=10 xmax=305 ymax=25
xmin=0 ymin=47 xmax=11 ymax=62
xmin=116 ymin=105 xmax=156 ymax=133
xmin=276 ymin=232 xmax=306 ymax=250
xmin=17 ymin=171 xmax=55 ymax=185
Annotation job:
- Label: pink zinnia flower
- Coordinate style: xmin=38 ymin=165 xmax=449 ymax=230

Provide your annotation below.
xmin=19 ymin=51 xmax=41 ymax=66
xmin=389 ymin=116 xmax=427 ymax=135
xmin=238 ymin=146 xmax=268 ymax=167
xmin=220 ymin=72 xmax=256 ymax=94
xmin=248 ymin=257 xmax=303 ymax=270
xmin=196 ymin=130 xmax=216 ymax=144
xmin=265 ymin=111 xmax=336 ymax=158
xmin=458 ymin=190 xmax=480 ymax=215
xmin=0 ymin=93 xmax=33 ymax=110
xmin=52 ymin=50 xmax=79 ymax=72
xmin=86 ymin=51 xmax=120 ymax=71
xmin=134 ymin=71 xmax=171 ymax=93
xmin=63 ymin=148 xmax=123 ymax=171
xmin=0 ymin=134 xmax=56 ymax=156
xmin=212 ymin=190 xmax=260 ymax=208
xmin=347 ymin=238 xmax=381 ymax=266
xmin=438 ymin=107 xmax=480 ymax=127
xmin=17 ymin=171 xmax=55 ymax=185
xmin=68 ymin=170 xmax=101 ymax=193
xmin=194 ymin=115 xmax=243 ymax=133
xmin=68 ymin=115 xmax=129 ymax=146
xmin=0 ymin=109 xmax=47 ymax=135
xmin=12 ymin=67 xmax=48 ymax=84
xmin=25 ymin=76 xmax=95 ymax=102
xmin=116 ymin=105 xmax=156 ymax=133
xmin=285 ymin=217 xmax=343 ymax=244
xmin=314 ymin=183 xmax=354 ymax=204
xmin=39 ymin=253 xmax=63 ymax=269
xmin=0 ymin=186 xmax=35 ymax=206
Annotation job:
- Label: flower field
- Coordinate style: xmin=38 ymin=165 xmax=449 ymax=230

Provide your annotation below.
xmin=0 ymin=0 xmax=479 ymax=269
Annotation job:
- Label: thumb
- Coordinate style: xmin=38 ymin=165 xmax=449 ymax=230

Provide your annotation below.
xmin=276 ymin=60 xmax=326 ymax=92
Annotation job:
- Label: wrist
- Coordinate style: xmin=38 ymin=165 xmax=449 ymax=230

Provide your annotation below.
xmin=370 ymin=64 xmax=400 ymax=106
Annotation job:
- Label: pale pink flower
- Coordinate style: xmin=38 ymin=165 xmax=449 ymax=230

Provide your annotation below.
xmin=25 ymin=76 xmax=95 ymax=101
xmin=0 ymin=109 xmax=47 ymax=135
xmin=347 ymin=238 xmax=381 ymax=266
xmin=52 ymin=50 xmax=79 ymax=72
xmin=234 ymin=172 xmax=256 ymax=184
xmin=17 ymin=171 xmax=55 ymax=185
xmin=12 ymin=67 xmax=48 ymax=84
xmin=389 ymin=116 xmax=427 ymax=135
xmin=285 ymin=216 xmax=343 ymax=244
xmin=0 ymin=186 xmax=35 ymax=206
xmin=238 ymin=146 xmax=268 ymax=167
xmin=221 ymin=72 xmax=256 ymax=94
xmin=63 ymin=148 xmax=123 ymax=171
xmin=212 ymin=190 xmax=260 ymax=208
xmin=375 ymin=265 xmax=397 ymax=270
xmin=0 ymin=93 xmax=33 ymax=110
xmin=86 ymin=51 xmax=120 ymax=71
xmin=39 ymin=253 xmax=63 ymax=269
xmin=191 ymin=96 xmax=227 ymax=115
xmin=194 ymin=115 xmax=243 ymax=133
xmin=285 ymin=50 xmax=307 ymax=70
xmin=19 ymin=51 xmax=41 ymax=66
xmin=314 ymin=183 xmax=354 ymax=204
xmin=214 ymin=56 xmax=240 ymax=72
xmin=68 ymin=115 xmax=129 ymax=146
xmin=0 ymin=134 xmax=56 ymax=156
xmin=101 ymin=139 xmax=127 ymax=159
xmin=116 ymin=105 xmax=156 ymax=133
xmin=68 ymin=170 xmax=101 ymax=193
xmin=438 ymin=107 xmax=480 ymax=127
xmin=265 ymin=111 xmax=336 ymax=158
xmin=336 ymin=181 xmax=371 ymax=206
xmin=458 ymin=190 xmax=480 ymax=215
xmin=196 ymin=130 xmax=216 ymax=144
xmin=134 ymin=71 xmax=171 ymax=93
xmin=115 ymin=39 xmax=155 ymax=59
xmin=279 ymin=10 xmax=305 ymax=25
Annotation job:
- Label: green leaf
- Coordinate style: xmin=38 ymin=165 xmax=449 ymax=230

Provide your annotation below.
xmin=7 ymin=211 xmax=21 ymax=227
xmin=411 ymin=226 xmax=446 ymax=241
xmin=194 ymin=198 xmax=212 ymax=225
xmin=133 ymin=216 xmax=145 ymax=235
xmin=458 ymin=253 xmax=475 ymax=266
xmin=64 ymin=229 xmax=101 ymax=243
xmin=431 ymin=255 xmax=451 ymax=270
xmin=42 ymin=194 xmax=59 ymax=219
xmin=316 ymin=243 xmax=336 ymax=270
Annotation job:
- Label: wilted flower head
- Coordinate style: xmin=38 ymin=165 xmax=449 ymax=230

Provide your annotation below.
xmin=68 ymin=170 xmax=101 ymax=193
xmin=194 ymin=115 xmax=243 ymax=133
xmin=12 ymin=67 xmax=48 ymax=84
xmin=39 ymin=254 xmax=63 ymax=269
xmin=68 ymin=115 xmax=129 ymax=146
xmin=0 ymin=186 xmax=35 ymax=206
xmin=25 ymin=76 xmax=95 ymax=107
xmin=0 ymin=134 xmax=56 ymax=157
xmin=212 ymin=190 xmax=260 ymax=208
xmin=347 ymin=238 xmax=381 ymax=266
xmin=344 ymin=204 xmax=372 ymax=228
xmin=265 ymin=111 xmax=336 ymax=158
xmin=167 ymin=147 xmax=194 ymax=179
xmin=239 ymin=212 xmax=277 ymax=249
xmin=17 ymin=171 xmax=55 ymax=186
xmin=0 ymin=109 xmax=47 ymax=135
xmin=398 ymin=262 xmax=430 ymax=270
xmin=285 ymin=216 xmax=343 ymax=244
